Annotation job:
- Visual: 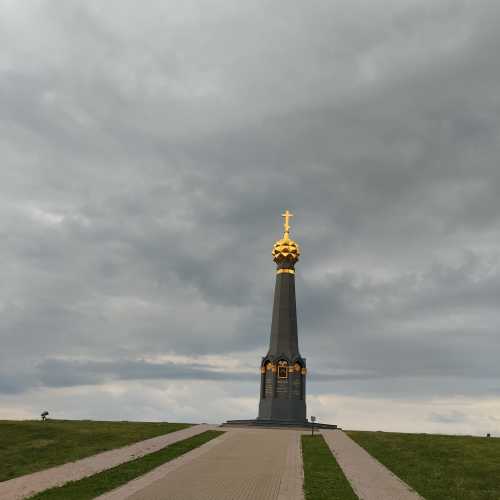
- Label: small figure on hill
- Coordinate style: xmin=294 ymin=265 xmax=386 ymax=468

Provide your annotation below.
xmin=41 ymin=411 xmax=49 ymax=421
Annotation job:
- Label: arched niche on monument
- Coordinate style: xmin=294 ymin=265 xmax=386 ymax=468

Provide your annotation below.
xmin=261 ymin=360 xmax=274 ymax=399
xmin=277 ymin=360 xmax=289 ymax=379
xmin=276 ymin=359 xmax=290 ymax=399
xmin=290 ymin=359 xmax=305 ymax=401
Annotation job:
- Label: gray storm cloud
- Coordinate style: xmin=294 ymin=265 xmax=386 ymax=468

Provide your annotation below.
xmin=1 ymin=0 xmax=500 ymax=431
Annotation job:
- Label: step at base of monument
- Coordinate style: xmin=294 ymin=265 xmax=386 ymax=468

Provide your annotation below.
xmin=222 ymin=419 xmax=338 ymax=430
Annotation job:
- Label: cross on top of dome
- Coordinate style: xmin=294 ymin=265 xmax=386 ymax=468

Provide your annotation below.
xmin=282 ymin=209 xmax=293 ymax=236
xmin=272 ymin=210 xmax=300 ymax=265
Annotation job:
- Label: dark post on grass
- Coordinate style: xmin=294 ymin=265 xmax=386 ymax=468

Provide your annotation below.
xmin=41 ymin=411 xmax=49 ymax=422
xmin=311 ymin=415 xmax=316 ymax=436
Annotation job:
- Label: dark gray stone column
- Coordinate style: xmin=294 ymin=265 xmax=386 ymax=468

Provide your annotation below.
xmin=257 ymin=257 xmax=307 ymax=423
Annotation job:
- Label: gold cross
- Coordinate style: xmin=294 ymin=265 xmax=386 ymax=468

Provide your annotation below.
xmin=281 ymin=209 xmax=293 ymax=234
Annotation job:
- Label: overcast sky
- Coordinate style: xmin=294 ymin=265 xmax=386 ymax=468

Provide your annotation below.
xmin=1 ymin=0 xmax=500 ymax=435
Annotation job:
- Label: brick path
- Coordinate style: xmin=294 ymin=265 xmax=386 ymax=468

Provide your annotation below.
xmin=322 ymin=430 xmax=423 ymax=500
xmin=2 ymin=424 xmax=427 ymax=500
xmin=100 ymin=428 xmax=304 ymax=500
xmin=0 ymin=424 xmax=216 ymax=500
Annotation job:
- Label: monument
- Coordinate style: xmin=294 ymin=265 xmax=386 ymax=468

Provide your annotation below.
xmin=225 ymin=211 xmax=336 ymax=429
xmin=257 ymin=209 xmax=307 ymax=424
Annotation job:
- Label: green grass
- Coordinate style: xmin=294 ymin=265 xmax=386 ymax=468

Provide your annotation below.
xmin=0 ymin=419 xmax=192 ymax=482
xmin=348 ymin=430 xmax=500 ymax=500
xmin=302 ymin=435 xmax=357 ymax=500
xmin=29 ymin=430 xmax=223 ymax=500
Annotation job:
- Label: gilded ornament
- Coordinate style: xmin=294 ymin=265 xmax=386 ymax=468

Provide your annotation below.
xmin=277 ymin=360 xmax=288 ymax=379
xmin=276 ymin=268 xmax=295 ymax=275
xmin=272 ymin=210 xmax=300 ymax=265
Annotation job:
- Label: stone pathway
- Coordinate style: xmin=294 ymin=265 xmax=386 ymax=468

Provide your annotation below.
xmin=1 ymin=424 xmax=428 ymax=500
xmin=99 ymin=428 xmax=305 ymax=500
xmin=0 ymin=424 xmax=216 ymax=500
xmin=322 ymin=430 xmax=423 ymax=500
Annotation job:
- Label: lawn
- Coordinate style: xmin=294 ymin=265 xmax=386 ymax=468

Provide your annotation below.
xmin=29 ymin=430 xmax=223 ymax=500
xmin=348 ymin=430 xmax=500 ymax=500
xmin=302 ymin=435 xmax=357 ymax=500
xmin=0 ymin=419 xmax=192 ymax=482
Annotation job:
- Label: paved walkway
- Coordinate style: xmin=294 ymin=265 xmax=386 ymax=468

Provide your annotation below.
xmin=322 ymin=430 xmax=423 ymax=500
xmin=1 ymin=424 xmax=426 ymax=500
xmin=0 ymin=424 xmax=216 ymax=500
xmin=99 ymin=428 xmax=305 ymax=500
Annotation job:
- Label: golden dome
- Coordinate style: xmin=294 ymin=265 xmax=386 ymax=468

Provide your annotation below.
xmin=272 ymin=234 xmax=300 ymax=264
xmin=272 ymin=210 xmax=300 ymax=264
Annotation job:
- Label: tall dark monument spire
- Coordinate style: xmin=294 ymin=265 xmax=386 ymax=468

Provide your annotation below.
xmin=257 ymin=210 xmax=307 ymax=423
xmin=224 ymin=211 xmax=336 ymax=429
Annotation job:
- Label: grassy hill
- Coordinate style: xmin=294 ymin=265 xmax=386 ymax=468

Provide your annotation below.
xmin=0 ymin=419 xmax=192 ymax=482
xmin=348 ymin=430 xmax=500 ymax=500
xmin=4 ymin=420 xmax=500 ymax=500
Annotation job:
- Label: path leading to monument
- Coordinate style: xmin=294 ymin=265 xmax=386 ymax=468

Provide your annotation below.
xmin=0 ymin=424 xmax=216 ymax=500
xmin=322 ymin=430 xmax=423 ymax=500
xmin=98 ymin=427 xmax=304 ymax=500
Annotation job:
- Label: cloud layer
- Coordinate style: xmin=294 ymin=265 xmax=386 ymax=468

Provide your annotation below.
xmin=2 ymin=0 xmax=500 ymax=434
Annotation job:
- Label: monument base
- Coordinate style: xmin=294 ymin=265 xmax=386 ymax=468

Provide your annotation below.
xmin=222 ymin=419 xmax=338 ymax=430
